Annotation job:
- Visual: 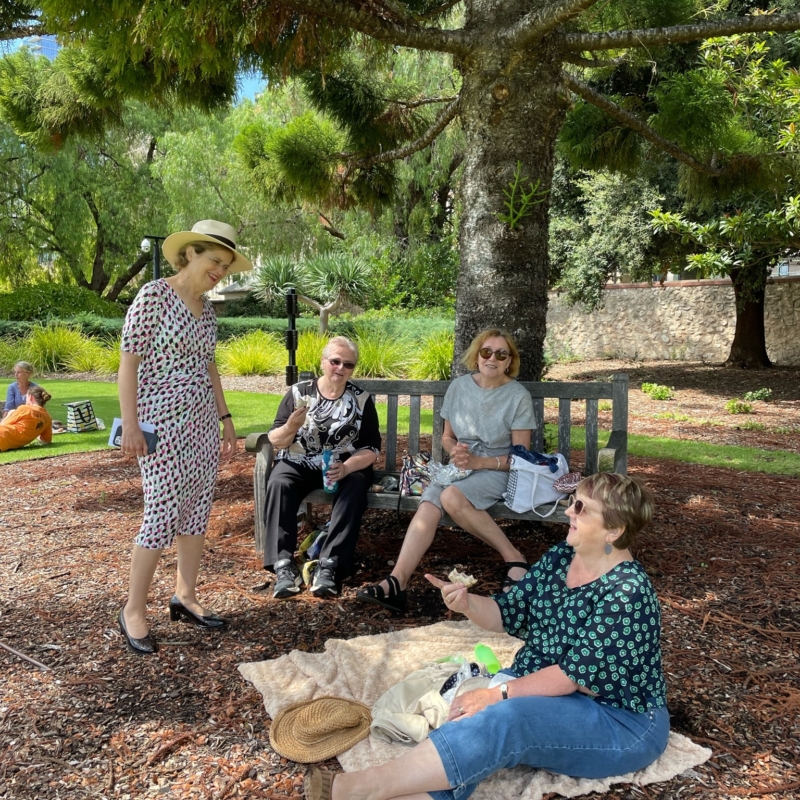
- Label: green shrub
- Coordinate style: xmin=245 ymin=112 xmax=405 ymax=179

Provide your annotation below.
xmin=738 ymin=421 xmax=766 ymax=431
xmin=742 ymin=388 xmax=772 ymax=402
xmin=297 ymin=330 xmax=329 ymax=375
xmin=330 ymin=309 xmax=453 ymax=341
xmin=0 ymin=284 xmax=125 ymax=320
xmin=216 ymin=331 xmax=284 ymax=376
xmin=0 ymin=337 xmax=26 ymax=371
xmin=26 ymin=324 xmax=96 ymax=372
xmin=598 ymin=400 xmax=612 ymax=412
xmin=409 ymin=330 xmax=454 ymax=380
xmin=218 ymin=293 xmax=285 ymax=318
xmin=641 ymin=382 xmax=674 ymax=401
xmin=64 ymin=338 xmax=108 ymax=373
xmin=726 ymin=398 xmax=754 ymax=414
xmin=353 ymin=327 xmax=408 ymax=379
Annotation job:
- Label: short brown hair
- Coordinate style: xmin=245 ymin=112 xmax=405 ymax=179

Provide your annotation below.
xmin=173 ymin=241 xmax=214 ymax=269
xmin=28 ymin=386 xmax=51 ymax=407
xmin=460 ymin=328 xmax=521 ymax=379
xmin=578 ymin=473 xmax=654 ymax=549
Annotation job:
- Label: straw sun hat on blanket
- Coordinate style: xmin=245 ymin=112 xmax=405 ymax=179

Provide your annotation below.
xmin=268 ymin=697 xmax=372 ymax=763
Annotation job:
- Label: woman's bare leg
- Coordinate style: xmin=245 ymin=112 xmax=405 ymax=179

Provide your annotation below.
xmin=384 ymin=501 xmax=443 ymax=591
xmin=331 ymin=739 xmax=449 ymax=800
xmin=175 ymin=534 xmax=208 ymax=615
xmin=440 ymin=487 xmax=527 ymax=581
xmin=123 ymin=544 xmax=162 ymax=638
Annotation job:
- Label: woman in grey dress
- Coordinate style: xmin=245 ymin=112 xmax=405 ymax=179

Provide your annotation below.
xmin=357 ymin=328 xmax=535 ymax=613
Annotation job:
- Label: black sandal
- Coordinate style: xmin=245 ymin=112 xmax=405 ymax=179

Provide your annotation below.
xmin=501 ymin=561 xmax=529 ymax=591
xmin=356 ymin=575 xmax=407 ymax=614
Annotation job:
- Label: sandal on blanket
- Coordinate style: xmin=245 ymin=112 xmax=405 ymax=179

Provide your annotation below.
xmin=304 ymin=766 xmax=335 ymax=800
xmin=356 ymin=575 xmax=407 ymax=614
xmin=501 ymin=561 xmax=529 ymax=591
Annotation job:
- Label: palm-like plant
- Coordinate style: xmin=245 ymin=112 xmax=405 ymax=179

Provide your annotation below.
xmin=252 ymin=251 xmax=371 ymax=332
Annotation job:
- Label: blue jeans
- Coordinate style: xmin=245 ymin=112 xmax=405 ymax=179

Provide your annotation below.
xmin=428 ymin=694 xmax=669 ymax=800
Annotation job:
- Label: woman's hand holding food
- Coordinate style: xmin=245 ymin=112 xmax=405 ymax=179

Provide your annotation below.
xmin=450 ymin=442 xmax=476 ymax=470
xmin=425 ymin=574 xmax=471 ymax=614
xmin=286 ymin=405 xmax=308 ymax=432
xmin=446 ymin=687 xmax=502 ymax=722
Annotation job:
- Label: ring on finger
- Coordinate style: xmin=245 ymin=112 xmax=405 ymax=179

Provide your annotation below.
xmin=457 ymin=706 xmax=465 ymax=715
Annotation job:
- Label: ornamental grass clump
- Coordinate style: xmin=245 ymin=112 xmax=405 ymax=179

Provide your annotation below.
xmin=216 ymin=331 xmax=284 ymax=376
xmin=296 ymin=330 xmax=329 ymax=375
xmin=0 ymin=337 xmax=26 ymax=372
xmin=353 ymin=325 xmax=408 ymax=379
xmin=409 ymin=330 xmax=454 ymax=380
xmin=26 ymin=324 xmax=94 ymax=373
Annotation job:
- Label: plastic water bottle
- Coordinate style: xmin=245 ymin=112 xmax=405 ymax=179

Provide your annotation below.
xmin=322 ymin=446 xmax=339 ymax=494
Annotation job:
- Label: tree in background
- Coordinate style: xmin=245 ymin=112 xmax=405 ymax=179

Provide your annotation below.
xmin=39 ymin=0 xmax=800 ymax=377
xmin=0 ymin=1 xmax=41 ymax=42
xmin=0 ymin=50 xmax=169 ymax=299
xmin=253 ymin=251 xmax=372 ymax=332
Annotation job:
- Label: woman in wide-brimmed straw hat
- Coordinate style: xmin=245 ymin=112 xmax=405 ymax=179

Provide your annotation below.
xmin=117 ymin=220 xmax=251 ymax=655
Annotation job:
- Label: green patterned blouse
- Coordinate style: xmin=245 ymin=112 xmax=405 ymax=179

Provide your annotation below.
xmin=494 ymin=541 xmax=667 ymax=712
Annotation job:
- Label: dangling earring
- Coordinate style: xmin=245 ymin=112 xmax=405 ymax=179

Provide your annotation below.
xmin=504 ymin=366 xmax=510 ymax=374
xmin=604 ymin=542 xmax=613 ymax=555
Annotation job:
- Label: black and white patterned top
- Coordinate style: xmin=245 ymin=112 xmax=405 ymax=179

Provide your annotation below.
xmin=270 ymin=378 xmax=381 ymax=470
xmin=494 ymin=541 xmax=667 ymax=713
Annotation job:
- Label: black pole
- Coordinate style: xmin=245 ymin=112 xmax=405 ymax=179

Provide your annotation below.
xmin=145 ymin=235 xmax=166 ymax=280
xmin=285 ymin=288 xmax=298 ymax=386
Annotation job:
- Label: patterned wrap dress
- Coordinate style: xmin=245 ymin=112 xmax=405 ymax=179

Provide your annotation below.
xmin=121 ymin=279 xmax=220 ymax=549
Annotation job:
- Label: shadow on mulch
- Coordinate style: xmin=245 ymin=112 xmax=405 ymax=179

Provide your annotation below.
xmin=0 ymin=448 xmax=798 ymax=799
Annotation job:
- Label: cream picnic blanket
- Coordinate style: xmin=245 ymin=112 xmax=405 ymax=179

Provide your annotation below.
xmin=239 ymin=620 xmax=711 ymax=800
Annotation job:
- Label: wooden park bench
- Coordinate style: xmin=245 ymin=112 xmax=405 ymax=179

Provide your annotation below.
xmin=245 ymin=375 xmax=629 ymax=552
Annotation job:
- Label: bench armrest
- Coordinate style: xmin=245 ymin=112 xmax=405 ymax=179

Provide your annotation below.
xmin=246 ymin=432 xmax=274 ymax=554
xmin=598 ymin=429 xmax=627 ymax=474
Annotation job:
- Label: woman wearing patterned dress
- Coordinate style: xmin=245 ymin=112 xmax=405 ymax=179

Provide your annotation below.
xmin=305 ymin=473 xmax=669 ymax=800
xmin=116 ymin=220 xmax=250 ymax=655
xmin=264 ymin=336 xmax=381 ymax=599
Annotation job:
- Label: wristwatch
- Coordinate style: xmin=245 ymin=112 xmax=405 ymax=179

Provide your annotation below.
xmin=498 ymin=682 xmax=509 ymax=700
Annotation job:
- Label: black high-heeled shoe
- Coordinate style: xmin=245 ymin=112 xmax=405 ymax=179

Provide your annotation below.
xmin=168 ymin=596 xmax=227 ymax=630
xmin=118 ymin=609 xmax=158 ymax=655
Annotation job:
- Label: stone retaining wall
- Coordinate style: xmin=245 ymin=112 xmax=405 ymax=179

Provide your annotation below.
xmin=545 ymin=277 xmax=800 ymax=365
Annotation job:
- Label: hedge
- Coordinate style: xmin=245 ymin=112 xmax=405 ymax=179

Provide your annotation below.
xmin=0 ymin=285 xmax=125 ymax=321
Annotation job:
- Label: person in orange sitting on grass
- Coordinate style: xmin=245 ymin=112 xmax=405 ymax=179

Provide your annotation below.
xmin=0 ymin=386 xmax=52 ymax=452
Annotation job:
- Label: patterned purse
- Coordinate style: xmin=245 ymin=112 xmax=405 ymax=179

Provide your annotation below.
xmin=64 ymin=400 xmax=98 ymax=433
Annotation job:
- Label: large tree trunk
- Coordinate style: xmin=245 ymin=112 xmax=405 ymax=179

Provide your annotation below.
xmin=725 ymin=268 xmax=772 ymax=369
xmin=454 ymin=17 xmax=567 ymax=380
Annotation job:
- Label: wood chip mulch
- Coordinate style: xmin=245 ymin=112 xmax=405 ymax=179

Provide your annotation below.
xmin=2 ymin=441 xmax=798 ymax=800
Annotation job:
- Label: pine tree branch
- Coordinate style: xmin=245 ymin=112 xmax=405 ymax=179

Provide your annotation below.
xmin=393 ymin=95 xmax=458 ymax=108
xmin=564 ymin=12 xmax=800 ymax=52
xmin=503 ymin=0 xmax=603 ymax=48
xmin=354 ymin=97 xmax=460 ymax=168
xmin=0 ymin=23 xmax=43 ymax=41
xmin=565 ymin=74 xmax=725 ymax=177
xmin=277 ymin=0 xmax=473 ymax=54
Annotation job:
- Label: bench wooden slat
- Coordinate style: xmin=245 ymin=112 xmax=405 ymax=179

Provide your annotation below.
xmin=611 ymin=374 xmax=629 ymax=474
xmin=385 ymin=395 xmax=398 ymax=471
xmin=432 ymin=395 xmax=445 ymax=463
xmin=558 ymin=397 xmax=571 ymax=467
xmin=585 ymin=398 xmax=599 ymax=474
xmin=532 ymin=397 xmax=544 ymax=452
xmin=408 ymin=395 xmax=421 ymax=454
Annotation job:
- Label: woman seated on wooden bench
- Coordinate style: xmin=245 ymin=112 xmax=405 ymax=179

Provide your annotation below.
xmin=357 ymin=328 xmax=535 ymax=613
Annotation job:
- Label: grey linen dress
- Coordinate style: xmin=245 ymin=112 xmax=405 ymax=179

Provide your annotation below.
xmin=421 ymin=374 xmax=535 ymax=511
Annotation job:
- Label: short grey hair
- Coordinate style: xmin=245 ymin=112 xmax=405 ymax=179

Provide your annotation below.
xmin=322 ymin=336 xmax=359 ymax=363
xmin=14 ymin=361 xmax=34 ymax=373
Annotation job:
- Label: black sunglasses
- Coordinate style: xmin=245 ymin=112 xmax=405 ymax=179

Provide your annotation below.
xmin=478 ymin=347 xmax=509 ymax=362
xmin=326 ymin=357 xmax=356 ymax=370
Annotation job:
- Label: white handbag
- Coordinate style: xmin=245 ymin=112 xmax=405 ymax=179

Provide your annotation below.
xmin=503 ymin=452 xmax=569 ymax=517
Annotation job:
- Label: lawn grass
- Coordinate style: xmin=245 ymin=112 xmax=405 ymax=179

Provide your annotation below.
xmin=2 ymin=382 xmax=798 ymax=476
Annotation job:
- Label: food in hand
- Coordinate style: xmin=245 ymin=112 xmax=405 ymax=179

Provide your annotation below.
xmin=448 ymin=568 xmax=477 ymax=588
xmin=296 ymin=396 xmax=310 ymax=409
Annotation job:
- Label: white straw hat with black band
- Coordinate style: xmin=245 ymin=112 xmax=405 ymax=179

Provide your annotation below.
xmin=162 ymin=220 xmax=253 ymax=274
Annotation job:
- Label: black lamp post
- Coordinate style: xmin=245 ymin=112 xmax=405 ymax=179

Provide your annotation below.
xmin=140 ymin=235 xmax=167 ymax=280
xmin=285 ymin=288 xmax=299 ymax=386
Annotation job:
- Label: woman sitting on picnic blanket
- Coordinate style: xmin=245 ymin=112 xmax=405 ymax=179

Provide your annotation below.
xmin=356 ymin=327 xmax=535 ymax=613
xmin=0 ymin=386 xmax=52 ymax=452
xmin=306 ymin=472 xmax=669 ymax=800
xmin=264 ymin=335 xmax=381 ymax=599
xmin=2 ymin=361 xmax=38 ymax=419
